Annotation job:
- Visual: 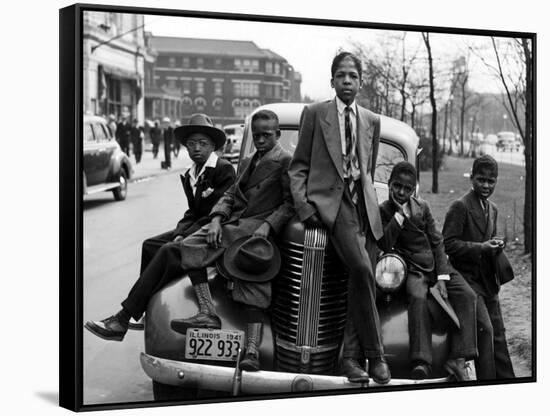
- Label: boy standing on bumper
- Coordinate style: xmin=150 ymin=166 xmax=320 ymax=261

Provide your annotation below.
xmin=378 ymin=162 xmax=478 ymax=381
xmin=443 ymin=155 xmax=515 ymax=380
xmin=288 ymin=52 xmax=390 ymax=384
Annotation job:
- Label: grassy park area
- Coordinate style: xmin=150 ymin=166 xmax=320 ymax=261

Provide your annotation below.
xmin=418 ymin=156 xmax=532 ymax=378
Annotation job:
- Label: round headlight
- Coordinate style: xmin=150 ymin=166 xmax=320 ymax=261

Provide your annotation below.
xmin=375 ymin=253 xmax=407 ymax=292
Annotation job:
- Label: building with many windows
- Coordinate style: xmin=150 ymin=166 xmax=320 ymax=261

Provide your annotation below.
xmin=83 ymin=12 xmax=148 ymax=123
xmin=144 ymin=36 xmax=302 ymax=127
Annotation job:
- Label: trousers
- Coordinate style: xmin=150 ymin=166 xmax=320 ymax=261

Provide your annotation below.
xmin=335 ymin=189 xmax=384 ymax=359
xmin=407 ymin=270 xmax=478 ymax=365
xmin=474 ymin=293 xmax=515 ymax=379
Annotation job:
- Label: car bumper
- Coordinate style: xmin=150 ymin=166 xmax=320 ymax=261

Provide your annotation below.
xmin=140 ymin=352 xmax=450 ymax=394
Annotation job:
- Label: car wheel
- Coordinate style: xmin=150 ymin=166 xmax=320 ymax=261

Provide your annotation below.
xmin=112 ymin=170 xmax=128 ymax=201
xmin=152 ymin=381 xmax=198 ymax=401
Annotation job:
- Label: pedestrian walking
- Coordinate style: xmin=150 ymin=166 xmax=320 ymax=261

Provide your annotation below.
xmin=173 ymin=120 xmax=181 ymax=158
xmin=131 ymin=119 xmax=143 ymax=164
xmin=116 ymin=117 xmax=131 ymax=156
xmin=162 ymin=117 xmax=173 ymax=169
xmin=150 ymin=120 xmax=162 ymax=159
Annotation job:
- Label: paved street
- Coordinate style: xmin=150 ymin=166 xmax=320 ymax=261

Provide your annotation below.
xmin=83 ymin=149 xmax=193 ymax=405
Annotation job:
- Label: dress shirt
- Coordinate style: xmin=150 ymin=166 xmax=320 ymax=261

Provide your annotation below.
xmin=335 ymin=96 xmax=359 ymax=179
xmin=188 ymin=152 xmax=218 ymax=196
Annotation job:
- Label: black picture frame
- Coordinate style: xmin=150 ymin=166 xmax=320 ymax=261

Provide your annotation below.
xmin=60 ymin=3 xmax=536 ymax=412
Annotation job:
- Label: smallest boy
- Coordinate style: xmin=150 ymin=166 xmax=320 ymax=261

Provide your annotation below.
xmin=443 ymin=155 xmax=515 ymax=380
xmin=378 ymin=162 xmax=477 ymax=380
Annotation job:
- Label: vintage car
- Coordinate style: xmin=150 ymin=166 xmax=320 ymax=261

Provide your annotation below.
xmin=140 ymin=103 xmax=453 ymax=401
xmin=83 ymin=114 xmax=133 ymax=201
xmin=221 ymin=123 xmax=245 ymax=163
xmin=496 ymin=131 xmax=521 ymax=152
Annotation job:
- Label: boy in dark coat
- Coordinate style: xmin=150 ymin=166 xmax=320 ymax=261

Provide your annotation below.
xmin=442 ymin=155 xmax=515 ymax=380
xmin=378 ymin=161 xmax=478 ymax=380
xmin=139 ymin=114 xmax=236 ymax=274
xmin=85 ymin=113 xmax=235 ymax=338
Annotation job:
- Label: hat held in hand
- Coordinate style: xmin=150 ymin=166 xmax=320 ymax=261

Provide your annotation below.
xmin=222 ymin=236 xmax=281 ymax=282
xmin=174 ymin=113 xmax=226 ymax=150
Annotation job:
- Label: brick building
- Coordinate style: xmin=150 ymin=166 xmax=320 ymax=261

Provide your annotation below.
xmin=144 ymin=35 xmax=302 ymax=127
xmin=83 ymin=12 xmax=149 ymax=123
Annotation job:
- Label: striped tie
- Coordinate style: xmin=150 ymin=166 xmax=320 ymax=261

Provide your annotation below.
xmin=344 ymin=106 xmax=358 ymax=204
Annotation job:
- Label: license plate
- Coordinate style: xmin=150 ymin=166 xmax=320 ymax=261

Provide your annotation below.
xmin=184 ymin=328 xmax=245 ymax=362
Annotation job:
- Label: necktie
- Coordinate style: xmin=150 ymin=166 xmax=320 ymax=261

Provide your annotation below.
xmin=344 ymin=106 xmax=358 ymax=204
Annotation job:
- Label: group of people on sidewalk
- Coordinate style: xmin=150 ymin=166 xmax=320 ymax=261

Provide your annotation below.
xmin=86 ymin=52 xmax=515 ymax=384
xmin=107 ymin=114 xmax=184 ymax=168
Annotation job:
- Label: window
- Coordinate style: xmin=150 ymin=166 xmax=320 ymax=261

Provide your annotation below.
xmin=214 ymin=58 xmax=222 ymax=69
xmin=274 ymin=63 xmax=280 ymax=74
xmin=214 ymin=81 xmax=223 ymax=96
xmin=168 ymin=79 xmax=176 ymax=89
xmin=213 ymin=98 xmax=223 ymax=111
xmin=195 ymin=97 xmax=206 ymax=111
xmin=265 ymin=85 xmax=272 ymax=98
xmin=84 ymin=124 xmax=95 ymax=142
xmin=374 ymin=142 xmax=407 ymax=202
xmin=196 ymin=57 xmax=204 ymax=69
xmin=169 ymin=57 xmax=176 ymax=68
xmin=92 ymin=123 xmax=108 ymax=141
xmin=182 ymin=97 xmax=193 ymax=108
xmin=266 ymin=62 xmax=272 ymax=74
xmin=252 ymin=60 xmax=259 ymax=72
xmin=233 ymin=81 xmax=259 ymax=97
xmin=233 ymin=83 xmax=241 ymax=96
xmin=182 ymin=57 xmax=190 ymax=68
xmin=182 ymin=80 xmax=191 ymax=94
xmin=196 ymin=81 xmax=204 ymax=95
xmin=234 ymin=59 xmax=241 ymax=70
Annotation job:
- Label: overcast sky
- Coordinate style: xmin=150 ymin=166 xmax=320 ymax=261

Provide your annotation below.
xmin=143 ymin=14 xmax=525 ymax=101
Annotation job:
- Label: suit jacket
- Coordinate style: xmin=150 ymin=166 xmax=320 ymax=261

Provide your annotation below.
xmin=442 ymin=190 xmax=500 ymax=296
xmin=210 ymin=142 xmax=295 ymax=235
xmin=173 ymin=157 xmax=236 ymax=238
xmin=379 ymin=196 xmax=453 ymax=280
xmin=288 ymin=99 xmax=383 ymax=239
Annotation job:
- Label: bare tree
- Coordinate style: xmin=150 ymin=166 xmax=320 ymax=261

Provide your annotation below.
xmin=472 ymin=37 xmax=533 ymax=253
xmin=422 ymin=32 xmax=438 ymax=193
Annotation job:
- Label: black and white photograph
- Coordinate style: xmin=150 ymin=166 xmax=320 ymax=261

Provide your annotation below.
xmin=58 ymin=2 xmax=535 ymax=412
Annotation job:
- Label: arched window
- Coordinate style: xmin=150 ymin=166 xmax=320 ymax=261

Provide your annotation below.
xmin=213 ymin=98 xmax=223 ymax=112
xmin=194 ymin=97 xmax=207 ymax=111
xmin=251 ymin=99 xmax=261 ymax=108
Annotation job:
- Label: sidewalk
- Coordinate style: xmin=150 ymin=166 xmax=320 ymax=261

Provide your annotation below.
xmin=128 ymin=147 xmax=192 ymax=182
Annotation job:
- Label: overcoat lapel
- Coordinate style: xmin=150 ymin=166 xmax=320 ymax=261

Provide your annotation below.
xmin=466 ymin=191 xmax=488 ymax=235
xmin=356 ymin=108 xmax=374 ymax=176
xmin=181 ymin=172 xmax=195 ymax=206
xmin=320 ymin=101 xmax=344 ymax=180
xmin=243 ymin=145 xmax=282 ymax=190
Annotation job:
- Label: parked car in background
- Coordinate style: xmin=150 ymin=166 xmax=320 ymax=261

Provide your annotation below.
xmin=496 ymin=131 xmax=520 ymax=152
xmin=141 ymin=103 xmax=452 ymax=401
xmin=83 ymin=114 xmax=133 ymax=201
xmin=222 ymin=124 xmax=244 ymax=163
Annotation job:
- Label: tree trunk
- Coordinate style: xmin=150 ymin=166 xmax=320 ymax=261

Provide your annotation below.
xmin=522 ymin=38 xmax=533 ymax=254
xmin=423 ymin=33 xmax=438 ymax=193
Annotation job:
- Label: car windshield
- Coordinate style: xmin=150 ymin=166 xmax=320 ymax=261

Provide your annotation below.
xmin=243 ymin=128 xmax=406 ymax=187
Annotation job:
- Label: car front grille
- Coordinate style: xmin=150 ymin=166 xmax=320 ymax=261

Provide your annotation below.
xmin=273 ymin=227 xmax=348 ymax=375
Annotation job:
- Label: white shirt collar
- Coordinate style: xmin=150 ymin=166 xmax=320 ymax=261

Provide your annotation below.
xmin=335 ymin=96 xmax=357 ymax=116
xmin=189 ymin=151 xmax=218 ymax=182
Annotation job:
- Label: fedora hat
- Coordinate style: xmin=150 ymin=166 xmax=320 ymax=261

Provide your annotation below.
xmin=174 ymin=113 xmax=226 ymax=150
xmin=222 ymin=236 xmax=281 ymax=282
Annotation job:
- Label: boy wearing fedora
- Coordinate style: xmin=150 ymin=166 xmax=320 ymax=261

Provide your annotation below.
xmin=378 ymin=162 xmax=478 ymax=381
xmin=169 ymin=109 xmax=294 ymax=371
xmin=443 ymin=155 xmax=515 ymax=380
xmin=85 ymin=113 xmax=235 ymax=341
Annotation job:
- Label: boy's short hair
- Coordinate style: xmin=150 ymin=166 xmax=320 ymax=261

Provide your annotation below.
xmin=331 ymin=52 xmax=363 ymax=79
xmin=472 ymin=155 xmax=498 ymax=177
xmin=389 ymin=161 xmax=417 ymax=184
xmin=251 ymin=109 xmax=279 ymax=126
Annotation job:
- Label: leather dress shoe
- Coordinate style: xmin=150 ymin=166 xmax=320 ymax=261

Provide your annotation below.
xmin=411 ymin=363 xmax=431 ymax=380
xmin=444 ymin=358 xmax=470 ymax=381
xmin=370 ymin=356 xmax=391 ymax=384
xmin=342 ymin=358 xmax=369 ymax=383
xmin=170 ymin=312 xmax=221 ymax=334
xmin=85 ymin=315 xmax=128 ymax=342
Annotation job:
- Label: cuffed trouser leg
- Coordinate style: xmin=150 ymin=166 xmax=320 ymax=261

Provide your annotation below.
xmin=485 ymin=295 xmax=515 ymax=379
xmin=446 ymin=272 xmax=478 ymax=360
xmin=333 ymin=194 xmax=384 ymax=359
xmin=475 ymin=294 xmax=497 ymax=380
xmin=406 ymin=271 xmax=432 ymax=365
xmin=122 ymin=242 xmax=184 ymax=321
